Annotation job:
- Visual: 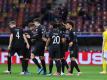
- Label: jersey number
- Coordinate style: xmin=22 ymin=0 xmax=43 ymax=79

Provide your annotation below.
xmin=52 ymin=36 xmax=60 ymax=44
xmin=16 ymin=31 xmax=20 ymax=39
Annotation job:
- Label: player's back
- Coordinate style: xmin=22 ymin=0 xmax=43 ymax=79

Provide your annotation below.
xmin=49 ymin=28 xmax=62 ymax=46
xmin=11 ymin=27 xmax=25 ymax=47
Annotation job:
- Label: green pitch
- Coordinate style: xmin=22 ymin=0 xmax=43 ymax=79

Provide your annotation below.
xmin=0 ymin=64 xmax=107 ymax=80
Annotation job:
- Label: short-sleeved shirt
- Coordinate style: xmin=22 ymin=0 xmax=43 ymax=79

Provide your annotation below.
xmin=11 ymin=27 xmax=25 ymax=48
xmin=48 ymin=28 xmax=63 ymax=46
xmin=65 ymin=29 xmax=78 ymax=50
xmin=31 ymin=25 xmax=46 ymax=41
xmin=23 ymin=29 xmax=32 ymax=46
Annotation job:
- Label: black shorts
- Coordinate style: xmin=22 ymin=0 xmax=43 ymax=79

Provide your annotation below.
xmin=9 ymin=47 xmax=24 ymax=57
xmin=23 ymin=47 xmax=31 ymax=59
xmin=49 ymin=45 xmax=61 ymax=59
xmin=70 ymin=47 xmax=78 ymax=58
xmin=32 ymin=42 xmax=45 ymax=56
xmin=60 ymin=43 xmax=68 ymax=58
xmin=60 ymin=46 xmax=65 ymax=58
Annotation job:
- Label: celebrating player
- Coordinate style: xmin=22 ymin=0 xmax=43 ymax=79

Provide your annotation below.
xmin=59 ymin=23 xmax=70 ymax=75
xmin=30 ymin=19 xmax=47 ymax=75
xmin=4 ymin=21 xmax=30 ymax=74
xmin=65 ymin=21 xmax=81 ymax=76
xmin=45 ymin=22 xmax=65 ymax=76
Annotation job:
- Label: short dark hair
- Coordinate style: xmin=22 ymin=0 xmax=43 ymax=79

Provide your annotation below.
xmin=8 ymin=21 xmax=16 ymax=25
xmin=33 ymin=18 xmax=40 ymax=23
xmin=28 ymin=22 xmax=35 ymax=27
xmin=53 ymin=22 xmax=60 ymax=29
xmin=66 ymin=21 xmax=74 ymax=27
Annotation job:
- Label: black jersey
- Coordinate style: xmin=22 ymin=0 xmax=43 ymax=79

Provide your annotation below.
xmin=66 ymin=29 xmax=78 ymax=50
xmin=11 ymin=27 xmax=25 ymax=47
xmin=23 ymin=29 xmax=32 ymax=46
xmin=48 ymin=28 xmax=63 ymax=46
xmin=31 ymin=25 xmax=46 ymax=43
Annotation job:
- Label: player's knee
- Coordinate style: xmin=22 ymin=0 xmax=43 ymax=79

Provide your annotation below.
xmin=31 ymin=53 xmax=35 ymax=59
xmin=49 ymin=58 xmax=53 ymax=61
xmin=40 ymin=56 xmax=44 ymax=60
xmin=56 ymin=58 xmax=60 ymax=61
xmin=71 ymin=57 xmax=75 ymax=61
xmin=8 ymin=54 xmax=11 ymax=57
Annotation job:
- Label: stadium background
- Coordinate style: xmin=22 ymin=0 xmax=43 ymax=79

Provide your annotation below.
xmin=0 ymin=0 xmax=107 ymax=80
xmin=0 ymin=0 xmax=105 ymax=65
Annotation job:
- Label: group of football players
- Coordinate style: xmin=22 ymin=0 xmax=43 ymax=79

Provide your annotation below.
xmin=4 ymin=19 xmax=81 ymax=76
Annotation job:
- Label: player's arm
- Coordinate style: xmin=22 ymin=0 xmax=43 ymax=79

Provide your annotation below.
xmin=62 ymin=38 xmax=66 ymax=43
xmin=42 ymin=37 xmax=47 ymax=42
xmin=25 ymin=33 xmax=31 ymax=39
xmin=69 ymin=31 xmax=75 ymax=47
xmin=42 ymin=28 xmax=47 ymax=42
xmin=8 ymin=33 xmax=13 ymax=50
xmin=45 ymin=38 xmax=50 ymax=50
xmin=69 ymin=41 xmax=73 ymax=46
xmin=23 ymin=34 xmax=30 ymax=49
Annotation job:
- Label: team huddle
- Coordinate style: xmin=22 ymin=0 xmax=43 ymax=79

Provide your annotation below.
xmin=4 ymin=19 xmax=81 ymax=76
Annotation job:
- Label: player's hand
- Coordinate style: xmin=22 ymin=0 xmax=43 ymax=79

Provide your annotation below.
xmin=42 ymin=37 xmax=47 ymax=42
xmin=26 ymin=34 xmax=30 ymax=39
xmin=8 ymin=45 xmax=11 ymax=50
xmin=26 ymin=44 xmax=30 ymax=49
xmin=69 ymin=42 xmax=73 ymax=47
xmin=45 ymin=46 xmax=48 ymax=51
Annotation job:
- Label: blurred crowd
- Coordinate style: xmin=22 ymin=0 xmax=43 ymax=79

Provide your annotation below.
xmin=0 ymin=0 xmax=107 ymax=33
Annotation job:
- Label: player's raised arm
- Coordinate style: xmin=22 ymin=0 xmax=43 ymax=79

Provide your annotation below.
xmin=8 ymin=33 xmax=13 ymax=50
xmin=23 ymin=34 xmax=30 ymax=49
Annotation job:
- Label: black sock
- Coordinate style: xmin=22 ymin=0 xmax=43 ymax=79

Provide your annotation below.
xmin=55 ymin=60 xmax=61 ymax=74
xmin=20 ymin=58 xmax=26 ymax=72
xmin=61 ymin=59 xmax=69 ymax=73
xmin=49 ymin=59 xmax=53 ymax=74
xmin=70 ymin=60 xmax=74 ymax=73
xmin=61 ymin=59 xmax=65 ymax=73
xmin=7 ymin=56 xmax=11 ymax=71
xmin=64 ymin=60 xmax=69 ymax=69
xmin=73 ymin=60 xmax=80 ymax=72
xmin=41 ymin=59 xmax=46 ymax=73
xmin=25 ymin=60 xmax=29 ymax=72
xmin=32 ymin=58 xmax=41 ymax=68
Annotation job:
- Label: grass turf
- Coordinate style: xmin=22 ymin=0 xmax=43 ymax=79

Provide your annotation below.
xmin=0 ymin=64 xmax=106 ymax=80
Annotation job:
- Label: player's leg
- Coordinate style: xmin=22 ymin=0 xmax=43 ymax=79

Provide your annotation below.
xmin=60 ymin=51 xmax=69 ymax=75
xmin=39 ymin=48 xmax=47 ymax=75
xmin=54 ymin=59 xmax=61 ymax=76
xmin=73 ymin=48 xmax=81 ymax=76
xmin=100 ymin=51 xmax=107 ymax=74
xmin=48 ymin=58 xmax=53 ymax=75
xmin=60 ymin=45 xmax=69 ymax=75
xmin=40 ymin=56 xmax=47 ymax=75
xmin=4 ymin=48 xmax=15 ymax=74
xmin=18 ymin=49 xmax=26 ymax=74
xmin=37 ymin=43 xmax=47 ymax=75
xmin=7 ymin=55 xmax=11 ymax=73
xmin=47 ymin=46 xmax=54 ymax=76
xmin=71 ymin=57 xmax=80 ymax=74
xmin=54 ymin=47 xmax=61 ymax=76
xmin=31 ymin=53 xmax=42 ymax=74
xmin=66 ymin=49 xmax=80 ymax=76
xmin=23 ymin=48 xmax=31 ymax=74
xmin=61 ymin=58 xmax=69 ymax=74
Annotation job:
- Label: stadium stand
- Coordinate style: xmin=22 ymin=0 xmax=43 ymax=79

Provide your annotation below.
xmin=0 ymin=0 xmax=107 ymax=33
